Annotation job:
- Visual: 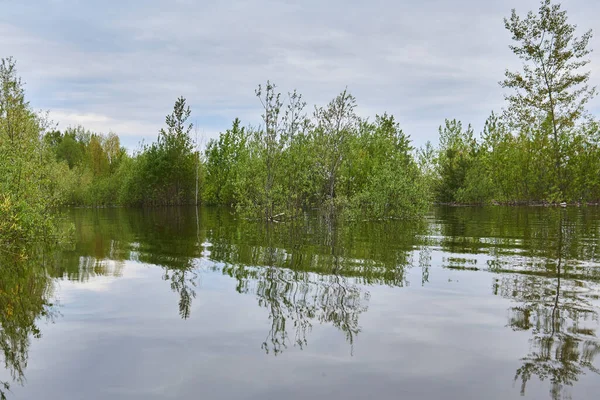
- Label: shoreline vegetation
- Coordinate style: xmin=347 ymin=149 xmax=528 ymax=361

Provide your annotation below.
xmin=1 ymin=0 xmax=599 ymax=245
xmin=438 ymin=201 xmax=600 ymax=207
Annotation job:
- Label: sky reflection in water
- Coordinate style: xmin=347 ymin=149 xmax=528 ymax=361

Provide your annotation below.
xmin=1 ymin=206 xmax=600 ymax=400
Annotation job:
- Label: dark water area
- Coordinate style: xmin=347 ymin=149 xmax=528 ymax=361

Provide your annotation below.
xmin=1 ymin=206 xmax=600 ymax=399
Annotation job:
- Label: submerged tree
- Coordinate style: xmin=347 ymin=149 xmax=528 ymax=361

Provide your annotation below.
xmin=501 ymin=0 xmax=597 ymax=197
xmin=203 ymin=118 xmax=249 ymax=206
xmin=138 ymin=97 xmax=197 ymax=206
xmin=233 ymin=83 xmax=311 ymax=220
xmin=434 ymin=119 xmax=476 ymax=203
xmin=204 ymin=84 xmax=428 ymax=220
xmin=345 ymin=114 xmax=428 ymax=218
xmin=313 ymin=89 xmax=358 ymax=214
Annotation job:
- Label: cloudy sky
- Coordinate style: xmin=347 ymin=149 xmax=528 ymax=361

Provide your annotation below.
xmin=2 ymin=0 xmax=599 ymax=149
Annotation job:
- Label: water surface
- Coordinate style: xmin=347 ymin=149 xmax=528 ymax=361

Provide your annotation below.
xmin=1 ymin=206 xmax=600 ymax=399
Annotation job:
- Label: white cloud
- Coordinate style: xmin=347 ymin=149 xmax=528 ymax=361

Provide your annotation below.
xmin=1 ymin=0 xmax=599 ymax=148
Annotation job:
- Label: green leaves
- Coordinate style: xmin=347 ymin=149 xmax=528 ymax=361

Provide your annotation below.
xmin=205 ymin=86 xmax=428 ymax=220
xmin=434 ymin=119 xmax=477 ymax=203
xmin=502 ymin=0 xmax=596 ymax=197
xmin=0 ymin=58 xmax=62 ymax=245
xmin=123 ymin=97 xmax=197 ymax=206
xmin=429 ymin=1 xmax=599 ymax=206
xmin=204 ymin=118 xmax=248 ymax=205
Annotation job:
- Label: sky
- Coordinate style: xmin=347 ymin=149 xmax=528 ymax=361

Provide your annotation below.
xmin=1 ymin=0 xmax=599 ymax=150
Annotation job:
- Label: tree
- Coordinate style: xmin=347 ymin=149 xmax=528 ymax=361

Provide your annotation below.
xmin=44 ymin=128 xmax=85 ymax=169
xmin=143 ymin=97 xmax=196 ymax=205
xmin=204 ymin=118 xmax=248 ymax=205
xmin=501 ymin=0 xmax=597 ymax=197
xmin=435 ymin=119 xmax=476 ymax=203
xmin=0 ymin=57 xmax=60 ymax=244
xmin=88 ymin=134 xmax=109 ymax=177
xmin=254 ymin=81 xmax=286 ymax=220
xmin=102 ymin=132 xmax=122 ymax=171
xmin=343 ymin=114 xmax=428 ymax=218
xmin=312 ymin=89 xmax=358 ymax=213
xmin=234 ymin=82 xmax=308 ymax=220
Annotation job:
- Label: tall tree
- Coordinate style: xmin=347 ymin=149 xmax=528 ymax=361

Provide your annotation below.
xmin=501 ymin=0 xmax=596 ymax=196
xmin=244 ymin=82 xmax=308 ymax=220
xmin=102 ymin=132 xmax=121 ymax=171
xmin=204 ymin=118 xmax=248 ymax=205
xmin=435 ymin=119 xmax=476 ymax=203
xmin=88 ymin=134 xmax=109 ymax=177
xmin=255 ymin=81 xmax=285 ymax=220
xmin=313 ymin=89 xmax=358 ymax=213
xmin=0 ymin=58 xmax=60 ymax=243
xmin=150 ymin=96 xmax=196 ymax=205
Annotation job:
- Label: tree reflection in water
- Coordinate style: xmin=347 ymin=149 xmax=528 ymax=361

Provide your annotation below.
xmin=3 ymin=207 xmax=600 ymax=400
xmin=489 ymin=212 xmax=600 ymax=400
xmin=433 ymin=207 xmax=600 ymax=399
xmin=0 ymin=248 xmax=57 ymax=400
xmin=511 ymin=247 xmax=599 ymax=397
xmin=209 ymin=217 xmax=428 ymax=355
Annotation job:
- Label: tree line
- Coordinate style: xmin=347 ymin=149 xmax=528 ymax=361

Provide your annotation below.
xmin=1 ymin=0 xmax=598 ymax=243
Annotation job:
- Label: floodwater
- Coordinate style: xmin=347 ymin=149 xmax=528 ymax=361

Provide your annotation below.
xmin=1 ymin=206 xmax=600 ymax=400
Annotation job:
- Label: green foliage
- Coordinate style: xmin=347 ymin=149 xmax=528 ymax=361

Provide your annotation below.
xmin=431 ymin=112 xmax=600 ymax=205
xmin=563 ymin=120 xmax=600 ymax=201
xmin=43 ymin=127 xmax=128 ymax=206
xmin=126 ymin=97 xmax=196 ymax=205
xmin=4 ymin=0 xmax=600 ymax=220
xmin=43 ymin=97 xmax=199 ymax=207
xmin=343 ymin=114 xmax=429 ymax=219
xmin=203 ymin=118 xmax=248 ymax=205
xmin=434 ymin=119 xmax=477 ymax=203
xmin=235 ymin=82 xmax=308 ymax=220
xmin=0 ymin=58 xmax=63 ymax=245
xmin=44 ymin=128 xmax=84 ymax=168
xmin=149 ymin=96 xmax=197 ymax=205
xmin=311 ymin=89 xmax=358 ymax=213
xmin=205 ymin=84 xmax=430 ymax=220
xmin=501 ymin=0 xmax=597 ymax=198
xmin=429 ymin=1 xmax=599 ymax=205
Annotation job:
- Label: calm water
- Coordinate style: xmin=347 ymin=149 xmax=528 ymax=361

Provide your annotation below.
xmin=1 ymin=206 xmax=600 ymax=400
